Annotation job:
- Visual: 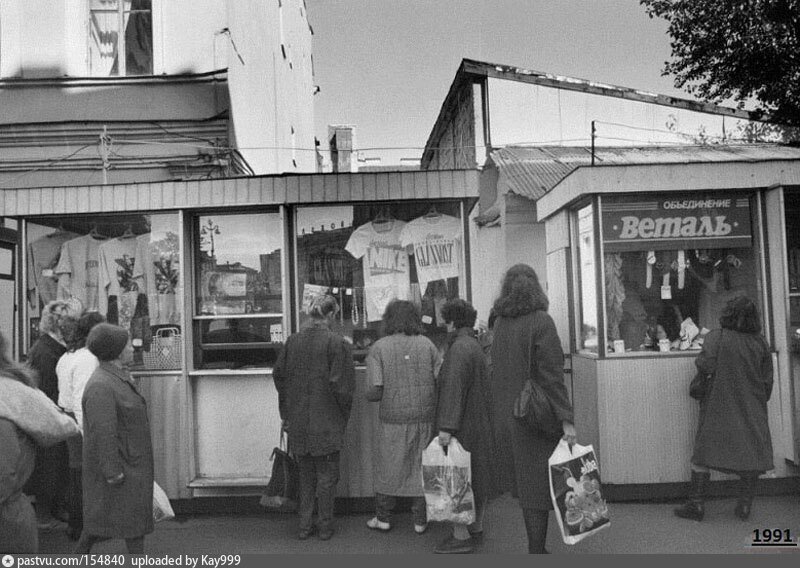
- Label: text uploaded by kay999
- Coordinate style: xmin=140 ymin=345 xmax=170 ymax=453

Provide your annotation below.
xmin=1 ymin=556 xmax=242 ymax=567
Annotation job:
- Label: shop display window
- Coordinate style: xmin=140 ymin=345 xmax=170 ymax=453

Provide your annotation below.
xmin=295 ymin=201 xmax=465 ymax=360
xmin=574 ymin=193 xmax=763 ymax=356
xmin=784 ymin=193 xmax=800 ymax=382
xmin=25 ymin=213 xmax=182 ymax=369
xmin=192 ymin=212 xmax=283 ymax=369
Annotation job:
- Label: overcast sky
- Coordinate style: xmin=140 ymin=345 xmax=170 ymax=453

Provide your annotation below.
xmin=307 ymin=0 xmax=688 ymax=164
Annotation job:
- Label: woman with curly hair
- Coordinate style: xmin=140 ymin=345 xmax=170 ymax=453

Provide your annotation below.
xmin=675 ymin=295 xmax=773 ymax=522
xmin=490 ymin=264 xmax=575 ymax=554
xmin=365 ymin=300 xmax=441 ymax=535
xmin=26 ymin=300 xmax=73 ymax=531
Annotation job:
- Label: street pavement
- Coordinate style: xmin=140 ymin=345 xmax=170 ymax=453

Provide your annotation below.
xmin=38 ymin=493 xmax=800 ymax=555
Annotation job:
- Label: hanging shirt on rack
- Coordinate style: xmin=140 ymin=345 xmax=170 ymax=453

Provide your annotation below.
xmin=345 ymin=220 xmax=410 ymax=322
xmin=133 ymin=233 xmax=180 ymax=326
xmin=55 ymin=234 xmax=104 ymax=313
xmin=27 ymin=231 xmax=80 ymax=307
xmin=98 ymin=237 xmax=139 ymax=330
xmin=400 ymin=214 xmax=462 ymax=291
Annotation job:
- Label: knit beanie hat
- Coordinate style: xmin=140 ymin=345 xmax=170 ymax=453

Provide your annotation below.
xmin=87 ymin=323 xmax=129 ymax=361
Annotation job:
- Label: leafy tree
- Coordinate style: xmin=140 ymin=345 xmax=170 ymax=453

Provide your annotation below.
xmin=641 ymin=0 xmax=800 ymax=126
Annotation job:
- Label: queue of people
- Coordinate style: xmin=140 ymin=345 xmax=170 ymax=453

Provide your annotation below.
xmin=0 ymin=263 xmax=776 ymax=555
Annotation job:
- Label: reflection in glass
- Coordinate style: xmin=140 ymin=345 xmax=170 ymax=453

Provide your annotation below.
xmin=577 ymin=204 xmax=598 ymax=353
xmin=196 ymin=213 xmax=282 ymax=316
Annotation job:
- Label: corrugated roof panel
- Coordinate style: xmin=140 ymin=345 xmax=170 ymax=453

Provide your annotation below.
xmin=489 ymin=144 xmax=800 ymax=200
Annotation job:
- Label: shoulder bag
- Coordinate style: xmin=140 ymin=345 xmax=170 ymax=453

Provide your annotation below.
xmin=513 ymin=378 xmax=561 ymax=435
xmin=689 ymin=330 xmax=721 ymax=401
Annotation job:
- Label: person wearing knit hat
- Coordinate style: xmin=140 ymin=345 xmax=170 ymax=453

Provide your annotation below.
xmin=86 ymin=323 xmax=129 ymax=362
xmin=76 ymin=323 xmax=153 ymax=554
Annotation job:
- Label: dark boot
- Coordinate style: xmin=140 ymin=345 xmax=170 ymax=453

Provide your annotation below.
xmin=734 ymin=474 xmax=758 ymax=521
xmin=674 ymin=470 xmax=709 ymax=521
xmin=522 ymin=508 xmax=549 ymax=554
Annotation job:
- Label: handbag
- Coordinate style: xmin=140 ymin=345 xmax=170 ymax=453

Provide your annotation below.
xmin=512 ymin=378 xmax=561 ymax=434
xmin=260 ymin=426 xmax=299 ymax=512
xmin=142 ymin=327 xmax=182 ymax=370
xmin=689 ymin=330 xmax=721 ymax=401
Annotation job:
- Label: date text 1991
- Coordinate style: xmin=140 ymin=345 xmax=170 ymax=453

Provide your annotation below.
xmin=750 ymin=529 xmax=798 ymax=547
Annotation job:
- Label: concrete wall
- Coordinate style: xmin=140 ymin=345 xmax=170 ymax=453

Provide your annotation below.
xmin=468 ymin=207 xmax=504 ymax=326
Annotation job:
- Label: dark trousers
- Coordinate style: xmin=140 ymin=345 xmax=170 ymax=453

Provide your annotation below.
xmin=375 ymin=493 xmax=427 ymax=526
xmin=297 ymin=452 xmax=340 ymax=532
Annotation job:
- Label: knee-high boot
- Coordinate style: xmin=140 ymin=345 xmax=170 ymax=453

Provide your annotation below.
xmin=734 ymin=473 xmax=758 ymax=521
xmin=674 ymin=470 xmax=709 ymax=521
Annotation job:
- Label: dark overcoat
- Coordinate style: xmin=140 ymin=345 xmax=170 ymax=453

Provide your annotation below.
xmin=490 ymin=311 xmax=573 ymax=510
xmin=0 ymin=418 xmax=37 ymax=552
xmin=692 ymin=328 xmax=774 ymax=473
xmin=436 ymin=328 xmax=500 ymax=502
xmin=82 ymin=362 xmax=154 ymax=538
xmin=273 ymin=321 xmax=355 ymax=456
xmin=25 ymin=333 xmax=68 ymax=503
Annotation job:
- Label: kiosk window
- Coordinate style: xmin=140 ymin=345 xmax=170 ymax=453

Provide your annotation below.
xmin=600 ymin=193 xmax=761 ymax=355
xmin=192 ymin=212 xmax=283 ymax=369
xmin=295 ymin=201 xmax=465 ymax=360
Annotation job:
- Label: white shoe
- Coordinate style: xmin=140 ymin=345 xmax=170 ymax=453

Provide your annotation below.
xmin=414 ymin=523 xmax=428 ymax=534
xmin=366 ymin=516 xmax=391 ymax=531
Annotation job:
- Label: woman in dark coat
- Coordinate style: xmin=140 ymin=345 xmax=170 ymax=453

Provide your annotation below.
xmin=26 ymin=300 xmax=71 ymax=531
xmin=75 ymin=324 xmax=154 ymax=554
xmin=434 ymin=299 xmax=499 ymax=554
xmin=274 ymin=295 xmax=355 ymax=541
xmin=675 ymin=296 xmax=773 ymax=522
xmin=490 ymin=264 xmax=575 ymax=554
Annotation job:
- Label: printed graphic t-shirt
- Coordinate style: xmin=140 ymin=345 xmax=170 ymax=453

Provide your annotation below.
xmin=133 ymin=233 xmax=180 ymax=326
xmin=400 ymin=214 xmax=462 ymax=290
xmin=27 ymin=231 xmax=80 ymax=306
xmin=98 ymin=237 xmax=139 ymax=329
xmin=345 ymin=220 xmax=410 ymax=322
xmin=55 ymin=234 xmax=103 ymax=313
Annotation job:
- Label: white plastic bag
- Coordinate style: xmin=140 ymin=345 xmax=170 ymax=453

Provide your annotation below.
xmin=153 ymin=481 xmax=175 ymax=523
xmin=549 ymin=440 xmax=610 ymax=545
xmin=421 ymin=437 xmax=475 ymax=524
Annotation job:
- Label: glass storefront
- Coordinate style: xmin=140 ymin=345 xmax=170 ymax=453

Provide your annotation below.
xmin=26 ymin=213 xmax=182 ymax=370
xmin=573 ymin=193 xmax=763 ymax=356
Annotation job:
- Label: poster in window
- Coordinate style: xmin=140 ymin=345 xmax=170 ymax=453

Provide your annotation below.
xmin=199 ymin=270 xmax=247 ymax=315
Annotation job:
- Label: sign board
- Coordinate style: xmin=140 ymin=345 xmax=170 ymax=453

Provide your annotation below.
xmin=601 ymin=193 xmax=752 ymax=252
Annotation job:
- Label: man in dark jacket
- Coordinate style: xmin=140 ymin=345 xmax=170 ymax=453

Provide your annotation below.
xmin=273 ymin=295 xmax=355 ymax=541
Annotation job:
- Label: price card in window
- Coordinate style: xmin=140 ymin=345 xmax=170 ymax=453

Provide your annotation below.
xmin=661 ymin=285 xmax=672 ymax=300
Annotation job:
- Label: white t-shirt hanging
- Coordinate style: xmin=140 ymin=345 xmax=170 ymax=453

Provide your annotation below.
xmin=400 ymin=214 xmax=462 ymax=290
xmin=98 ymin=237 xmax=139 ymax=329
xmin=345 ymin=219 xmax=410 ymax=321
xmin=55 ymin=234 xmax=104 ymax=313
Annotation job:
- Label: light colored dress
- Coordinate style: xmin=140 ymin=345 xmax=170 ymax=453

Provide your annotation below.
xmin=367 ymin=333 xmax=441 ymax=495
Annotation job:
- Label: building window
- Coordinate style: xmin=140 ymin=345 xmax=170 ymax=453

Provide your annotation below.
xmin=574 ymin=192 xmax=762 ymax=357
xmin=295 ymin=201 xmax=466 ymax=361
xmin=89 ymin=0 xmax=153 ymax=76
xmin=193 ymin=212 xmax=284 ymax=369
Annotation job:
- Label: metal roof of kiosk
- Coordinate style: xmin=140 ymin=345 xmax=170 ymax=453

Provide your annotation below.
xmin=0 ymin=169 xmax=479 ymax=217
xmin=535 ymin=155 xmax=800 ymax=222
